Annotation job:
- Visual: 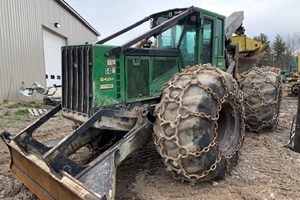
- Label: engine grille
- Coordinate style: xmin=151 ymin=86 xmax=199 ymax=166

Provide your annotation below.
xmin=62 ymin=46 xmax=93 ymax=115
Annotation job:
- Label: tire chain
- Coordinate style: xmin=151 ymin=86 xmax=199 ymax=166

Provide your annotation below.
xmin=154 ymin=64 xmax=245 ymax=184
xmin=240 ymin=67 xmax=282 ymax=133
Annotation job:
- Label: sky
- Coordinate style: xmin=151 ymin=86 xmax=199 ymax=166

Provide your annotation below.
xmin=65 ymin=0 xmax=300 ymax=45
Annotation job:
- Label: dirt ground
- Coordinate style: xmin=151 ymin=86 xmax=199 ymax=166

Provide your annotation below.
xmin=1 ymin=87 xmax=300 ymax=200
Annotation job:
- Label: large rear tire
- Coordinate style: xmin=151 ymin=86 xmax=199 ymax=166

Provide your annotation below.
xmin=153 ymin=64 xmax=244 ymax=183
xmin=240 ymin=67 xmax=282 ymax=132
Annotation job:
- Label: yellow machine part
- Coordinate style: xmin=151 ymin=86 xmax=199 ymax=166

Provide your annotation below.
xmin=230 ymin=34 xmax=267 ymax=71
xmin=231 ymin=34 xmax=266 ymax=54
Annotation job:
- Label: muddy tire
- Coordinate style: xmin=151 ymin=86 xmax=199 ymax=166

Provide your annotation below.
xmin=153 ymin=64 xmax=244 ymax=183
xmin=291 ymin=83 xmax=300 ymax=95
xmin=240 ymin=67 xmax=282 ymax=132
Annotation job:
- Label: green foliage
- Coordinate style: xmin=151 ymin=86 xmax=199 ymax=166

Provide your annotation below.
xmin=273 ymin=34 xmax=286 ymax=66
xmin=15 ymin=109 xmax=28 ymax=116
xmin=254 ymin=33 xmax=272 ymax=66
xmin=0 ymin=100 xmax=50 ymax=129
xmin=251 ymin=32 xmax=298 ymax=69
xmin=0 ymin=109 xmax=29 ymax=129
xmin=254 ymin=33 xmax=270 ymax=51
xmin=22 ymin=101 xmax=47 ymax=109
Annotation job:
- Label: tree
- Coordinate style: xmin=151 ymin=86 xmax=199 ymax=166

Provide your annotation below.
xmin=285 ymin=32 xmax=300 ymax=55
xmin=254 ymin=33 xmax=271 ymax=50
xmin=285 ymin=33 xmax=300 ymax=69
xmin=272 ymin=34 xmax=286 ymax=67
xmin=253 ymin=33 xmax=271 ymax=66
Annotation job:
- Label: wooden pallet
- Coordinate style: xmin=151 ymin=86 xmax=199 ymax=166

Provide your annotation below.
xmin=27 ymin=108 xmax=48 ymax=118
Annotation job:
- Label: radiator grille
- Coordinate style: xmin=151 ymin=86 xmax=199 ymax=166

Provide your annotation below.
xmin=62 ymin=46 xmax=93 ymax=115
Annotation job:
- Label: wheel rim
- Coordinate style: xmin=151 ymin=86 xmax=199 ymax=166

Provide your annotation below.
xmin=217 ymin=102 xmax=236 ymax=155
xmin=292 ymin=84 xmax=299 ymax=95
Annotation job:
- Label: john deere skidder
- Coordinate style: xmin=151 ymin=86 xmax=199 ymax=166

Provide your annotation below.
xmin=1 ymin=6 xmax=281 ymax=200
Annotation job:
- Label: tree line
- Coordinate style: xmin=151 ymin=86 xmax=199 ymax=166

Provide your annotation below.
xmin=253 ymin=33 xmax=300 ymax=70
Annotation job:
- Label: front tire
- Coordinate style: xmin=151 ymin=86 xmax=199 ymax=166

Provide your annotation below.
xmin=153 ymin=64 xmax=244 ymax=183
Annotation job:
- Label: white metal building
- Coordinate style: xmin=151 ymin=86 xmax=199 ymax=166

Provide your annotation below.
xmin=0 ymin=0 xmax=100 ymax=102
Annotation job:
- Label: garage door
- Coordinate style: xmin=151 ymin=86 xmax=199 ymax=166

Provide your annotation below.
xmin=43 ymin=29 xmax=66 ymax=87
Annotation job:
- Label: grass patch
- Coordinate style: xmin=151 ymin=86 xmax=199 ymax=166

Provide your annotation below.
xmin=0 ymin=100 xmax=53 ymax=130
xmin=15 ymin=109 xmax=28 ymax=116
xmin=3 ymin=111 xmax=11 ymax=116
xmin=2 ymin=100 xmax=53 ymax=110
xmin=0 ymin=106 xmax=42 ymax=129
xmin=22 ymin=101 xmax=45 ymax=109
xmin=0 ymin=109 xmax=29 ymax=129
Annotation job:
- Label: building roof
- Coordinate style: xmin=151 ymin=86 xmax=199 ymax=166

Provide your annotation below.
xmin=55 ymin=0 xmax=100 ymax=36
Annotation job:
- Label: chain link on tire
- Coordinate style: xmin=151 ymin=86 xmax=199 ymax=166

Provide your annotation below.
xmin=240 ymin=67 xmax=282 ymax=133
xmin=153 ymin=64 xmax=244 ymax=184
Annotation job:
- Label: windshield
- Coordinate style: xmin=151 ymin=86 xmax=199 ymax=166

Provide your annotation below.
xmin=156 ymin=17 xmax=184 ymax=49
xmin=153 ymin=15 xmax=198 ymax=67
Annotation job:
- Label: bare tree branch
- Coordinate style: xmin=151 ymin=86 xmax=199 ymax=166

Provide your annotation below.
xmin=285 ymin=32 xmax=300 ymax=55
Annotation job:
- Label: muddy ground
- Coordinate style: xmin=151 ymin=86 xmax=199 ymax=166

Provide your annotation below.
xmin=0 ymin=88 xmax=300 ymax=200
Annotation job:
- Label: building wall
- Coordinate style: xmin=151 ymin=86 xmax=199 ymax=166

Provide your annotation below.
xmin=0 ymin=0 xmax=99 ymax=102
